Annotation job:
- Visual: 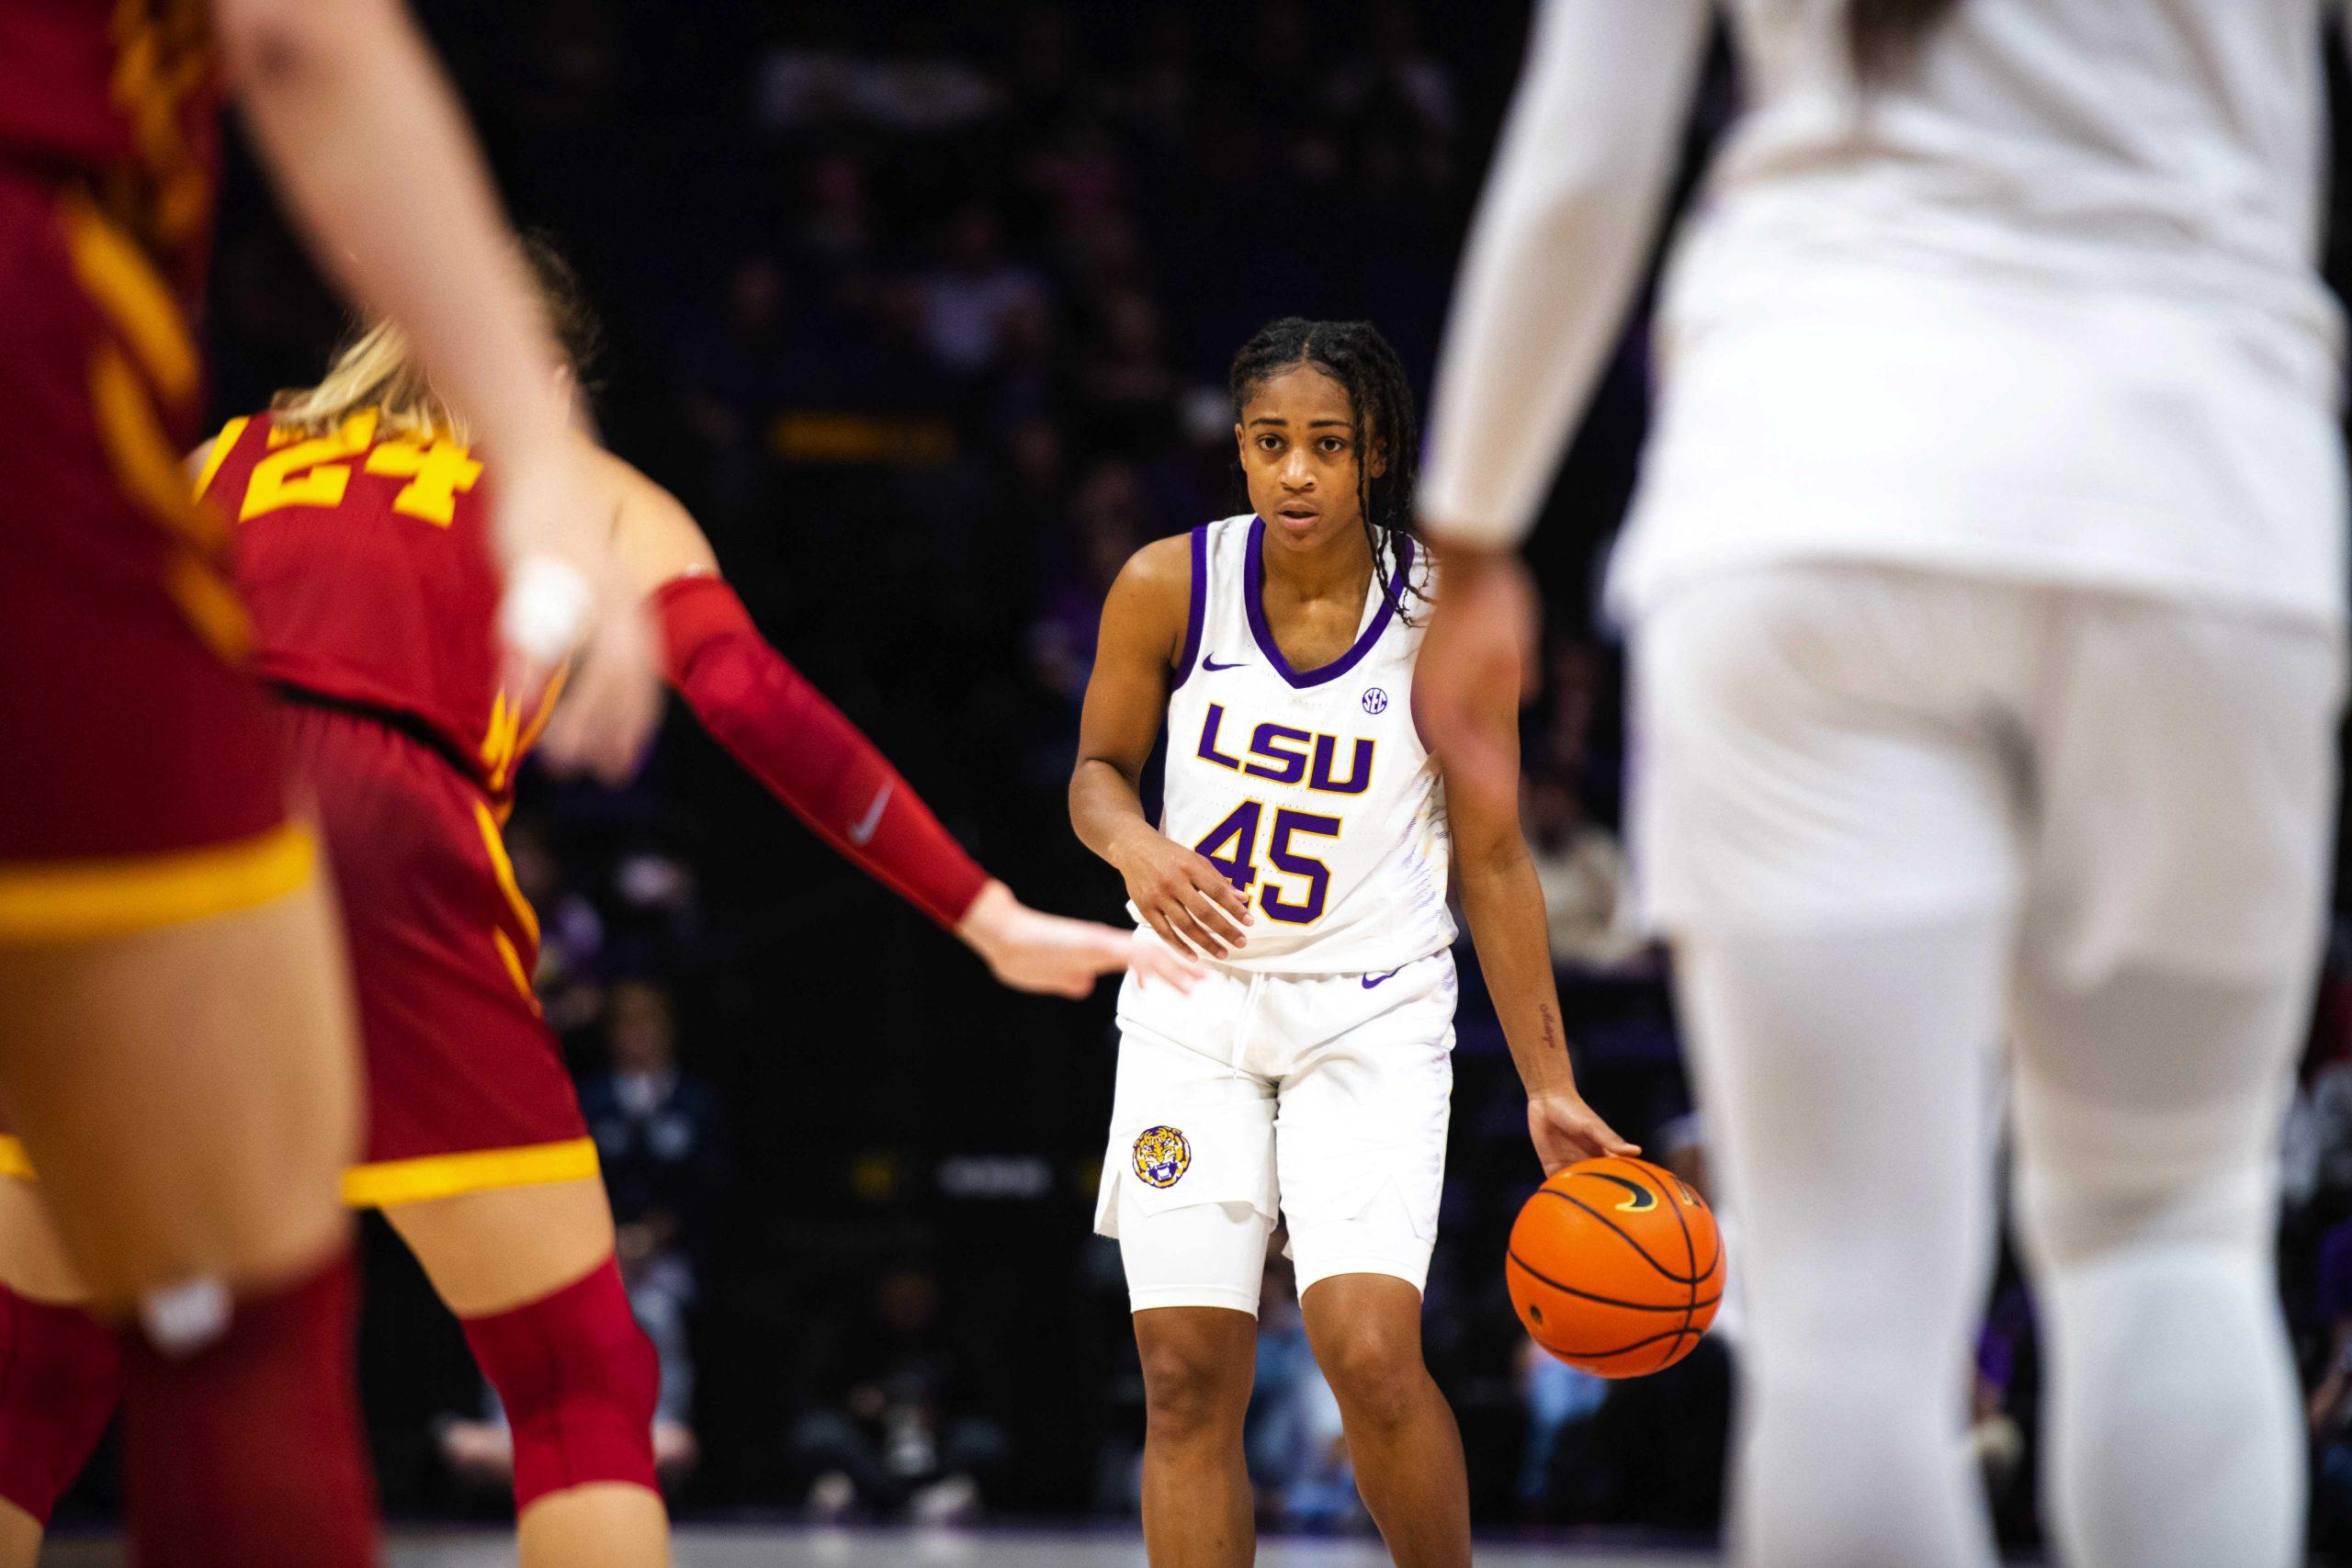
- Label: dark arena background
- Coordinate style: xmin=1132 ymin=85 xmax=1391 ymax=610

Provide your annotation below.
xmin=51 ymin=1 xmax=2352 ymax=1560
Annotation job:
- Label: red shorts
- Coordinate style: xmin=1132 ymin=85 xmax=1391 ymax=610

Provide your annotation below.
xmin=284 ymin=703 xmax=595 ymax=1207
xmin=0 ymin=168 xmax=298 ymax=941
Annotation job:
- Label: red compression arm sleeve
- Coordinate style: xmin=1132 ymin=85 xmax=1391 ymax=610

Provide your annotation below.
xmin=654 ymin=574 xmax=991 ymax=930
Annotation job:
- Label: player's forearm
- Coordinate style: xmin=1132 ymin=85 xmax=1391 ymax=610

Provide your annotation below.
xmin=1419 ymin=0 xmax=1712 ymax=549
xmin=1459 ymin=846 xmax=1579 ymax=1099
xmin=222 ymin=0 xmax=575 ymax=503
xmin=654 ymin=576 xmax=989 ymax=930
xmin=1069 ymin=759 xmax=1160 ymax=874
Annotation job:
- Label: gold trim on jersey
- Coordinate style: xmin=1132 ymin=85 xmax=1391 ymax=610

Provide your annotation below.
xmin=340 ymin=1137 xmax=600 ymax=1208
xmin=60 ymin=189 xmax=198 ymax=407
xmin=86 ymin=339 xmax=250 ymax=663
xmin=472 ymin=801 xmax=541 ymax=948
xmin=0 ymin=823 xmax=316 ymax=944
xmin=0 ymin=1134 xmax=603 ymax=1210
xmin=191 ymin=415 xmax=250 ymax=502
xmin=106 ymin=0 xmax=214 ymax=253
xmin=490 ymin=928 xmax=541 ymax=1010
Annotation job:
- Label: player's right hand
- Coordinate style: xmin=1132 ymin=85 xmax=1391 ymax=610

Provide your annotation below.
xmin=491 ymin=450 xmax=662 ymax=784
xmin=1112 ymin=830 xmax=1252 ymax=962
xmin=956 ymin=882 xmax=1204 ymax=998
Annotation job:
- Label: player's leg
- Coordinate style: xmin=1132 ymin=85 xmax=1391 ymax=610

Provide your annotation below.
xmin=1635 ymin=567 xmax=2025 ymax=1568
xmin=1097 ymin=975 xmax=1279 ymax=1568
xmin=1 ymin=173 xmax=374 ymax=1566
xmin=2005 ymin=600 xmax=2339 ymax=1568
xmin=288 ymin=698 xmax=662 ymax=1566
xmin=1675 ymin=917 xmax=2006 ymax=1568
xmin=2010 ymin=968 xmax=2304 ymax=1568
xmin=1297 ymin=1271 xmax=1469 ymax=1568
xmin=0 ymin=1179 xmax=119 ymax=1568
xmin=1274 ymin=958 xmax=1466 ymax=1568
xmin=0 ymin=881 xmax=374 ymax=1568
xmin=384 ymin=1177 xmax=668 ymax=1568
xmin=1132 ymin=1302 xmax=1258 ymax=1568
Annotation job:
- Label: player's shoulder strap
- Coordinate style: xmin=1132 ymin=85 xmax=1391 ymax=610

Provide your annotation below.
xmin=1171 ymin=514 xmax=1257 ymax=693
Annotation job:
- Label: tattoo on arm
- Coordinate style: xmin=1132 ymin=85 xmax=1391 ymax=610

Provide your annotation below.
xmin=1542 ymin=1005 xmax=1564 ymax=1055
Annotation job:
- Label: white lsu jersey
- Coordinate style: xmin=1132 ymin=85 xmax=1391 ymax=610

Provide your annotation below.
xmin=1618 ymin=0 xmax=2349 ymax=626
xmin=1147 ymin=514 xmax=1453 ymax=976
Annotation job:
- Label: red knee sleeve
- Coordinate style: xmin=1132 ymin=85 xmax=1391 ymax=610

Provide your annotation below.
xmin=122 ymin=1254 xmax=378 ymax=1567
xmin=0 ymin=1287 xmax=121 ymax=1524
xmin=460 ymin=1256 xmax=658 ymax=1509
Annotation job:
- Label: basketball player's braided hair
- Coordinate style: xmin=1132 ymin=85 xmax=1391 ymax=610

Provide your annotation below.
xmin=1228 ymin=317 xmax=1426 ymax=625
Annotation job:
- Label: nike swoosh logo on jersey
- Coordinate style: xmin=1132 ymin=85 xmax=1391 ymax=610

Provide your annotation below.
xmin=1200 ymin=655 xmax=1248 ymax=672
xmin=848 ymin=782 xmax=893 ymax=846
xmin=1362 ymin=967 xmax=1403 ymax=989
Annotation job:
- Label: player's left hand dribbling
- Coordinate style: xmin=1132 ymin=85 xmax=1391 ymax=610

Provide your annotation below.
xmin=1527 ymin=1091 xmax=1640 ymax=1176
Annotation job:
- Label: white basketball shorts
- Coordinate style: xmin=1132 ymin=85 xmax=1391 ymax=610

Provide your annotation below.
xmin=1631 ymin=562 xmax=2345 ymax=980
xmin=1093 ymin=949 xmax=1457 ymax=1314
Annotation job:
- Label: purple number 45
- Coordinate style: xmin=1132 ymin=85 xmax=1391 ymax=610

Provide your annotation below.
xmin=1193 ymin=802 xmax=1342 ymax=924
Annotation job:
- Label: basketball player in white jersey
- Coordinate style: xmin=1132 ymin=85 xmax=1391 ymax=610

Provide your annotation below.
xmin=1416 ymin=3 xmax=2348 ymax=1565
xmin=1072 ymin=317 xmax=1634 ymax=1568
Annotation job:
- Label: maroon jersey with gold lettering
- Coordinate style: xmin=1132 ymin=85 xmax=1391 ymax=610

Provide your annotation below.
xmin=200 ymin=409 xmax=548 ymax=807
xmin=0 ymin=0 xmax=220 ymax=299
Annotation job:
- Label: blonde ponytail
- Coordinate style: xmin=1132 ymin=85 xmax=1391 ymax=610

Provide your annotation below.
xmin=268 ymin=317 xmax=465 ymax=442
xmin=267 ymin=233 xmax=604 ymax=446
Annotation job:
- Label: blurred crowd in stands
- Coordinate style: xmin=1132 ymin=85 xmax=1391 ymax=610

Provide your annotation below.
xmin=135 ymin=0 xmax=2352 ymax=1551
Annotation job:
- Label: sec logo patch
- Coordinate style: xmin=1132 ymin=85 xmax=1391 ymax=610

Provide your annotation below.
xmin=1362 ymin=687 xmax=1389 ymax=715
xmin=1132 ymin=1125 xmax=1192 ymax=1189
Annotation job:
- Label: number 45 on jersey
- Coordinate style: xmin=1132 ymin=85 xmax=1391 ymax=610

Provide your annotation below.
xmin=1195 ymin=802 xmax=1340 ymax=925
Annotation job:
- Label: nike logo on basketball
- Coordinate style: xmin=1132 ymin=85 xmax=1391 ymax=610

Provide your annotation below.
xmin=1363 ymin=967 xmax=1403 ymax=989
xmin=848 ymin=783 xmax=892 ymax=846
xmin=1200 ymin=655 xmax=1248 ymax=672
xmin=1583 ymin=1172 xmax=1657 ymax=1213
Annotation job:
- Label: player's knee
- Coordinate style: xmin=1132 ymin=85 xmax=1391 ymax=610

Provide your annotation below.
xmin=0 ymin=1289 xmax=123 ymax=1523
xmin=2018 ymin=1146 xmax=2269 ymax=1275
xmin=2015 ymin=1072 xmax=2273 ymax=1274
xmin=1136 ymin=1327 xmax=1246 ymax=1440
xmin=460 ymin=1257 xmax=659 ymax=1510
xmin=1315 ymin=1323 xmax=1421 ymax=1429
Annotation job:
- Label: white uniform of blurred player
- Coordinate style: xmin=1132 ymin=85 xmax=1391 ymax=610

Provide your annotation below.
xmin=1418 ymin=3 xmax=2348 ymax=1565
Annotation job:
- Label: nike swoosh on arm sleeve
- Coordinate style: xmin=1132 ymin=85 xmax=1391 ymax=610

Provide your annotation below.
xmin=1419 ymin=0 xmax=1714 ymax=551
xmin=654 ymin=574 xmax=989 ymax=928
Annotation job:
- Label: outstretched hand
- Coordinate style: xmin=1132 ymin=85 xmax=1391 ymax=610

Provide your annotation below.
xmin=956 ymin=881 xmax=1205 ymax=998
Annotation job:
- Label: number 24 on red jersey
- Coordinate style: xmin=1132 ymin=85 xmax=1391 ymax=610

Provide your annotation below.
xmin=227 ymin=410 xmax=482 ymax=527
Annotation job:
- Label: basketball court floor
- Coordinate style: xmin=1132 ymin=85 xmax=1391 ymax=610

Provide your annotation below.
xmin=41 ymin=1525 xmax=1721 ymax=1566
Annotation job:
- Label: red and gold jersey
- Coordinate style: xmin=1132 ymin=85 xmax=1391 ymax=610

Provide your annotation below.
xmin=199 ymin=409 xmax=552 ymax=808
xmin=0 ymin=1 xmax=220 ymax=299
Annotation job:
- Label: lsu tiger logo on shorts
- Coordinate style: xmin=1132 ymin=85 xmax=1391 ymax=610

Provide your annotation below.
xmin=1132 ymin=1125 xmax=1191 ymax=1189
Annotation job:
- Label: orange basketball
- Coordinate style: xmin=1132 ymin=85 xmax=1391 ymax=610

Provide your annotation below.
xmin=1507 ymin=1156 xmax=1724 ymax=1378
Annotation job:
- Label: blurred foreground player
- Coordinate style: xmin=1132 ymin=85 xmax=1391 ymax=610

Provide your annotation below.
xmin=1420 ymin=2 xmax=2346 ymax=1565
xmin=0 ymin=2 xmax=657 ymax=1563
xmin=0 ymin=244 xmax=1193 ymax=1568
